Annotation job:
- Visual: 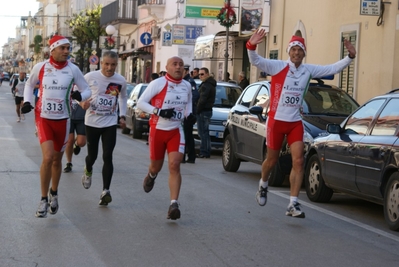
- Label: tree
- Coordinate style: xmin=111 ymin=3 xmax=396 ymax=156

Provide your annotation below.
xmin=66 ymin=5 xmax=106 ymax=73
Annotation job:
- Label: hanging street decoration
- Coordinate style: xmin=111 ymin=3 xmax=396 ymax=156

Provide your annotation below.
xmin=216 ymin=2 xmax=237 ymax=28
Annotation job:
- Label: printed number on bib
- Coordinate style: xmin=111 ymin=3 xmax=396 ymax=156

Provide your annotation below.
xmin=96 ymin=94 xmax=116 ymax=113
xmin=282 ymin=92 xmax=301 ymax=107
xmin=44 ymin=98 xmax=64 ymax=114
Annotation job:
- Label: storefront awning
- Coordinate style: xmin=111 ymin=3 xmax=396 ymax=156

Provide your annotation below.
xmin=119 ymin=45 xmax=153 ymax=58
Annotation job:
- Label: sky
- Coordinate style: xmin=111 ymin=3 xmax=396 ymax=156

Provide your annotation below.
xmin=0 ymin=0 xmax=40 ymax=54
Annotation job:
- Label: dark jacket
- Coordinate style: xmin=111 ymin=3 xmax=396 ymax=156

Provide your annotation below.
xmin=197 ymin=76 xmax=216 ymax=114
xmin=239 ymin=77 xmax=249 ymax=90
xmin=184 ymin=73 xmax=200 ymax=115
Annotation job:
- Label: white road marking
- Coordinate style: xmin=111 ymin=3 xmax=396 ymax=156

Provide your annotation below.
xmin=272 ymin=190 xmax=399 ymax=243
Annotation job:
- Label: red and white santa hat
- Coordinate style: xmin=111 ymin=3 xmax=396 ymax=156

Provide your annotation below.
xmin=49 ymin=35 xmax=70 ymax=51
xmin=286 ymin=35 xmax=306 ymax=56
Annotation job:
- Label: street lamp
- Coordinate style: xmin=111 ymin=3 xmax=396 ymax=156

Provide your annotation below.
xmin=104 ymin=25 xmax=117 ymax=50
xmin=105 ymin=25 xmax=116 ymax=36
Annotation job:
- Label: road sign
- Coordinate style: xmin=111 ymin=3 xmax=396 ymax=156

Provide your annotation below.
xmin=162 ymin=32 xmax=172 ymax=47
xmin=185 ymin=26 xmax=203 ymax=45
xmin=172 ymin=25 xmax=185 ymax=45
xmin=140 ymin=32 xmax=152 ymax=45
xmin=89 ymin=55 xmax=99 ymax=65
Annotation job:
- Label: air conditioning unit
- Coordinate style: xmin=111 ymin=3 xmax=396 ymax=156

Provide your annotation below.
xmin=151 ymin=26 xmax=160 ymax=40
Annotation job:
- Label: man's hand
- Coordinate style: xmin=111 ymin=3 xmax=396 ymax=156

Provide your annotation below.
xmin=344 ymin=39 xmax=356 ymax=58
xmin=119 ymin=116 xmax=126 ymax=129
xmin=158 ymin=108 xmax=175 ymax=119
xmin=186 ymin=113 xmax=196 ymax=124
xmin=248 ymin=28 xmax=267 ymax=46
xmin=79 ymin=98 xmax=91 ymax=110
xmin=71 ymin=90 xmax=82 ymax=101
xmin=21 ymin=102 xmax=34 ymax=114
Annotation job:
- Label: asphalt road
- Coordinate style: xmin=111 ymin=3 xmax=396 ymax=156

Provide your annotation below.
xmin=0 ymin=82 xmax=398 ymax=267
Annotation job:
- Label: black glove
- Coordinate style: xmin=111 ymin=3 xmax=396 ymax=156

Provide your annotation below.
xmin=71 ymin=90 xmax=82 ymax=101
xmin=186 ymin=113 xmax=197 ymax=124
xmin=21 ymin=102 xmax=34 ymax=114
xmin=158 ymin=108 xmax=175 ymax=119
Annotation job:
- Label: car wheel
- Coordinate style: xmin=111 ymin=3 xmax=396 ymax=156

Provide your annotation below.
xmin=132 ymin=117 xmax=142 ymax=139
xmin=222 ymin=134 xmax=240 ymax=172
xmin=304 ymin=154 xmax=333 ymax=202
xmin=384 ymin=172 xmax=399 ymax=231
xmin=121 ymin=122 xmax=131 ymax=134
xmin=268 ymin=162 xmax=285 ymax=187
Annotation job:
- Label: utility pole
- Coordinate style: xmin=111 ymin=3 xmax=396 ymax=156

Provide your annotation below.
xmin=223 ymin=0 xmax=231 ymax=82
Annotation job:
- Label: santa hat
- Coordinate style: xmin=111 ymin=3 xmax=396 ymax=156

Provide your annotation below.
xmin=49 ymin=35 xmax=70 ymax=52
xmin=286 ymin=36 xmax=306 ymax=56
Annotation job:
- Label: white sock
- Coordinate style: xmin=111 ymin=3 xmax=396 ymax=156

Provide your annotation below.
xmin=149 ymin=172 xmax=157 ymax=179
xmin=171 ymin=199 xmax=178 ymax=205
xmin=259 ymin=179 xmax=268 ymax=188
xmin=290 ymin=196 xmax=298 ymax=205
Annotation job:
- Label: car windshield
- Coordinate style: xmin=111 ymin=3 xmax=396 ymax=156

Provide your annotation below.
xmin=126 ymin=84 xmax=135 ymax=96
xmin=214 ymin=85 xmax=243 ymax=108
xmin=302 ymin=87 xmax=358 ymax=116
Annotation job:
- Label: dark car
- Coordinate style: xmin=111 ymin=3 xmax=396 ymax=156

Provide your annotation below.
xmin=123 ymin=83 xmax=150 ymax=139
xmin=222 ymin=79 xmax=359 ymax=186
xmin=2 ymin=72 xmax=10 ymax=81
xmin=193 ymin=80 xmax=243 ymax=149
xmin=304 ymin=89 xmax=399 ymax=231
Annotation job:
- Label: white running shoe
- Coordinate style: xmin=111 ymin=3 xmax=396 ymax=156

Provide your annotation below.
xmin=35 ymin=200 xmax=48 ymax=218
xmin=48 ymin=190 xmax=59 ymax=215
xmin=17 ymin=117 xmax=21 ymax=122
xmin=99 ymin=189 xmax=112 ymax=206
xmin=255 ymin=186 xmax=268 ymax=206
xmin=82 ymin=167 xmax=92 ymax=189
xmin=286 ymin=202 xmax=305 ymax=218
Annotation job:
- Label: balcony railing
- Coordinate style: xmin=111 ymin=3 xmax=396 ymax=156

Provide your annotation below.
xmin=100 ymin=0 xmax=138 ymax=26
xmin=138 ymin=0 xmax=165 ymax=5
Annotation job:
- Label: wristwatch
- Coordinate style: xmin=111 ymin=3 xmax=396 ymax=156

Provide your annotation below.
xmin=153 ymin=108 xmax=159 ymax=115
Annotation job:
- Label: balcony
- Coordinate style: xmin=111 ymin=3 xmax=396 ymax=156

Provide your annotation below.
xmin=100 ymin=0 xmax=138 ymax=26
xmin=138 ymin=0 xmax=165 ymax=19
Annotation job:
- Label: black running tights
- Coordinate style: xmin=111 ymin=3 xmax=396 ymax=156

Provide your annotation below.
xmin=85 ymin=125 xmax=117 ymax=190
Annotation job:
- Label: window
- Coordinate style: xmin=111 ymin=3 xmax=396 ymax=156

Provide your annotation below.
xmin=371 ymin=98 xmax=399 ymax=136
xmin=254 ymin=85 xmax=270 ymax=114
xmin=345 ymin=99 xmax=385 ymax=135
xmin=238 ymin=84 xmax=259 ymax=107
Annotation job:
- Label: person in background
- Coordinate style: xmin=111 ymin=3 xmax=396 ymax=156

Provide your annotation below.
xmin=22 ymin=35 xmax=91 ymax=218
xmin=238 ymin=71 xmax=250 ymax=89
xmin=137 ymin=56 xmax=193 ymax=220
xmin=81 ymin=50 xmax=127 ymax=206
xmin=63 ymin=84 xmax=87 ymax=173
xmin=13 ymin=70 xmax=27 ymax=122
xmin=192 ymin=67 xmax=200 ymax=79
xmin=247 ymin=29 xmax=356 ymax=218
xmin=151 ymin=72 xmax=159 ymax=81
xmin=182 ymin=64 xmax=199 ymax=163
xmin=196 ymin=67 xmax=216 ymax=159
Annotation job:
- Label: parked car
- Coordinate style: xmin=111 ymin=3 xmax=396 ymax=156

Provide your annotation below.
xmin=2 ymin=71 xmax=10 ymax=81
xmin=123 ymin=83 xmax=150 ymax=139
xmin=304 ymin=89 xmax=399 ymax=231
xmin=126 ymin=82 xmax=135 ymax=97
xmin=222 ymin=78 xmax=359 ymax=186
xmin=193 ymin=80 xmax=243 ymax=148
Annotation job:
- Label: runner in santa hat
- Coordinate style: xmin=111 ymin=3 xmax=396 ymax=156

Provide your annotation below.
xmin=22 ymin=34 xmax=92 ymax=219
xmin=246 ymin=29 xmax=356 ymax=219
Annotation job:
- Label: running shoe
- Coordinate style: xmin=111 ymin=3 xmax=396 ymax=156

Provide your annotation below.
xmin=255 ymin=186 xmax=268 ymax=206
xmin=285 ymin=202 xmax=305 ymax=218
xmin=73 ymin=142 xmax=81 ymax=155
xmin=99 ymin=189 xmax=112 ymax=206
xmin=21 ymin=114 xmax=25 ymax=120
xmin=167 ymin=202 xmax=181 ymax=220
xmin=48 ymin=190 xmax=59 ymax=215
xmin=17 ymin=117 xmax=21 ymax=122
xmin=35 ymin=200 xmax=48 ymax=218
xmin=82 ymin=167 xmax=92 ymax=189
xmin=143 ymin=173 xmax=156 ymax=193
xmin=63 ymin=163 xmax=73 ymax=173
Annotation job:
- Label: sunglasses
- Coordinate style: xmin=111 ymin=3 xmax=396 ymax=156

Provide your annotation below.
xmin=199 ymin=73 xmax=205 ymax=76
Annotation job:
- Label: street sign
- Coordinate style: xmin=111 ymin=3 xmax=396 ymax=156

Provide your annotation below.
xmin=89 ymin=55 xmax=99 ymax=65
xmin=140 ymin=32 xmax=152 ymax=45
xmin=185 ymin=26 xmax=203 ymax=45
xmin=360 ymin=0 xmax=381 ymax=16
xmin=162 ymin=32 xmax=172 ymax=47
xmin=172 ymin=25 xmax=185 ymax=45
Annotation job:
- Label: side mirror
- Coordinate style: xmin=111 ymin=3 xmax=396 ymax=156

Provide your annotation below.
xmin=249 ymin=106 xmax=265 ymax=122
xmin=326 ymin=123 xmax=341 ymax=134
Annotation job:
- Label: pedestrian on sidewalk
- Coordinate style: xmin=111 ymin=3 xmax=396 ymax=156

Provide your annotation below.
xmin=81 ymin=50 xmax=127 ymax=206
xmin=137 ymin=56 xmax=193 ymax=220
xmin=247 ymin=29 xmax=356 ymax=218
xmin=22 ymin=35 xmax=91 ymax=218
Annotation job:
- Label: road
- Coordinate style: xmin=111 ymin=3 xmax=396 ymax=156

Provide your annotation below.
xmin=0 ymin=82 xmax=398 ymax=267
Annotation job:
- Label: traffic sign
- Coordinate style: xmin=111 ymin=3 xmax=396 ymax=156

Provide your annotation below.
xmin=89 ymin=55 xmax=99 ymax=65
xmin=140 ymin=32 xmax=152 ymax=45
xmin=185 ymin=26 xmax=203 ymax=45
xmin=162 ymin=32 xmax=172 ymax=46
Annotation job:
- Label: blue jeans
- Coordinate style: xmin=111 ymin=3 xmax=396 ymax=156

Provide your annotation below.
xmin=197 ymin=110 xmax=212 ymax=157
